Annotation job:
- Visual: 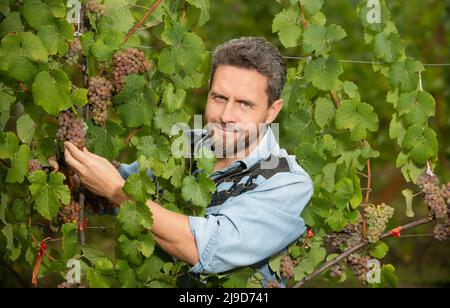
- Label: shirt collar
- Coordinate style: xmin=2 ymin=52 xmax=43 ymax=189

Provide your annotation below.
xmin=194 ymin=126 xmax=279 ymax=174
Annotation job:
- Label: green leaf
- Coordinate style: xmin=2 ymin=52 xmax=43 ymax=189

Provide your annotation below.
xmin=398 ymin=90 xmax=435 ymax=125
xmin=272 ymin=8 xmax=302 ymax=48
xmin=186 ymin=0 xmax=210 ymax=27
xmin=115 ymin=260 xmax=137 ymax=288
xmin=304 ymin=55 xmax=343 ymax=91
xmin=137 ymin=233 xmax=155 ymax=257
xmin=22 ymin=32 xmax=48 ymax=62
xmin=0 ymin=34 xmax=37 ymax=82
xmin=71 ymin=88 xmax=88 ymax=107
xmin=1 ymin=224 xmax=22 ymax=261
xmin=389 ymin=58 xmax=424 ymax=92
xmin=0 ymin=12 xmax=24 ymax=36
xmin=295 ymin=142 xmax=327 ymax=176
xmin=31 ymin=70 xmax=72 ymax=116
xmin=222 ymin=268 xmax=254 ymax=288
xmin=300 ymin=0 xmax=324 ymax=15
xmin=6 ymin=144 xmax=30 ymax=183
xmin=333 ymin=178 xmax=355 ymax=209
xmin=136 ymin=135 xmax=171 ymax=163
xmin=389 ymin=113 xmax=406 ymax=146
xmin=181 ymin=173 xmax=216 ymax=207
xmin=303 ymin=24 xmax=346 ymax=56
xmin=123 ymin=173 xmax=156 ymax=203
xmin=87 ymin=120 xmax=125 ymax=161
xmin=379 ymin=264 xmax=397 ymax=288
xmin=369 ymin=241 xmax=389 ymax=258
xmin=117 ymin=201 xmax=153 ymax=237
xmin=99 ymin=0 xmax=136 ymax=34
xmin=153 ymin=108 xmax=190 ymax=136
xmin=21 ymin=0 xmax=53 ymax=30
xmin=162 ymin=83 xmax=186 ymax=113
xmin=314 ymin=96 xmax=335 ymax=128
xmin=0 ymin=90 xmax=15 ymax=131
xmin=16 ymin=114 xmax=35 ymax=144
xmin=87 ymin=268 xmax=111 ymax=288
xmin=28 ymin=170 xmax=70 ymax=220
xmin=95 ymin=257 xmax=114 ymax=275
xmin=61 ymin=223 xmax=77 ymax=260
xmin=137 ymin=255 xmax=165 ymax=281
xmin=0 ymin=132 xmax=19 ymax=159
xmin=327 ymin=210 xmax=347 ymax=231
xmin=402 ymin=125 xmax=438 ymax=165
xmin=402 ymin=189 xmax=415 ymax=218
xmin=113 ymin=75 xmax=156 ymax=128
xmin=374 ymin=31 xmax=403 ymax=63
xmin=161 ymin=157 xmax=184 ymax=188
xmin=335 ymin=99 xmax=379 ymax=142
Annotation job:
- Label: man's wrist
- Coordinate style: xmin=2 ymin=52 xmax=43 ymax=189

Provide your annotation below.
xmin=109 ymin=179 xmax=130 ymax=205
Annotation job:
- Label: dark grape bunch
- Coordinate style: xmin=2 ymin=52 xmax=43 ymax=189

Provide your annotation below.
xmin=28 ymin=159 xmax=42 ymax=173
xmin=364 ymin=203 xmax=394 ymax=243
xmin=417 ymin=172 xmax=448 ymax=219
xmin=84 ymin=0 xmax=108 ymax=18
xmin=66 ymin=38 xmax=81 ymax=65
xmin=280 ymin=255 xmax=299 ymax=280
xmin=328 ymin=217 xmax=364 ymax=251
xmin=88 ymin=76 xmax=113 ymax=126
xmin=59 ymin=200 xmax=81 ymax=224
xmin=112 ymin=48 xmax=150 ymax=93
xmin=347 ymin=253 xmax=370 ymax=282
xmin=433 ymin=220 xmax=450 ymax=241
xmin=56 ymin=110 xmax=87 ymax=150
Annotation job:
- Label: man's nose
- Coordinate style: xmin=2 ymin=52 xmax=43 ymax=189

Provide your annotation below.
xmin=219 ymin=100 xmax=237 ymax=124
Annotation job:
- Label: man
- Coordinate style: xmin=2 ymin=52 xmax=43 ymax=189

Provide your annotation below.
xmin=64 ymin=36 xmax=313 ymax=287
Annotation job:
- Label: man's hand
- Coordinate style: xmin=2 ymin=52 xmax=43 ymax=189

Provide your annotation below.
xmin=64 ymin=142 xmax=129 ymax=205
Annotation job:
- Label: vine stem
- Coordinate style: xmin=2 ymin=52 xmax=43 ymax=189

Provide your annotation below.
xmin=292 ymin=216 xmax=433 ymax=288
xmin=297 ymin=1 xmax=309 ymax=29
xmin=124 ymin=127 xmax=141 ymax=144
xmin=362 ymin=158 xmax=372 ymax=238
xmin=123 ymin=0 xmax=163 ymax=44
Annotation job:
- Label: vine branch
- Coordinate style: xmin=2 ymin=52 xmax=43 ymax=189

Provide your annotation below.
xmin=123 ymin=0 xmax=163 ymax=44
xmin=293 ymin=216 xmax=433 ymax=288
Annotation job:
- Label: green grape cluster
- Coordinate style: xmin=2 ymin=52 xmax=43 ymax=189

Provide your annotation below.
xmin=56 ymin=111 xmax=87 ymax=150
xmin=66 ymin=38 xmax=81 ymax=65
xmin=417 ymin=173 xmax=449 ymax=219
xmin=88 ymin=76 xmax=113 ymax=126
xmin=28 ymin=159 xmax=42 ymax=173
xmin=112 ymin=48 xmax=150 ymax=93
xmin=364 ymin=203 xmax=394 ymax=243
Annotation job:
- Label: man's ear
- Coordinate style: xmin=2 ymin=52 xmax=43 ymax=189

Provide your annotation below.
xmin=265 ymin=99 xmax=284 ymax=124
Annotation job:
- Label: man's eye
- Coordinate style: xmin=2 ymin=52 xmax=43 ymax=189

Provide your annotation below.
xmin=240 ymin=102 xmax=250 ymax=109
xmin=214 ymin=96 xmax=226 ymax=103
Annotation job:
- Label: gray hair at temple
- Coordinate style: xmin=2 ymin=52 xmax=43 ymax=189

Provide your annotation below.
xmin=209 ymin=36 xmax=287 ymax=106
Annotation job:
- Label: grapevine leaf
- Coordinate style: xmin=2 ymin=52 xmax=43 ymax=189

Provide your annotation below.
xmin=123 ymin=173 xmax=156 ymax=203
xmin=295 ymin=143 xmax=327 ymax=176
xmin=272 ymin=8 xmax=302 ymax=48
xmin=28 ymin=170 xmax=70 ymax=220
xmin=402 ymin=125 xmax=438 ymax=165
xmin=303 ymin=24 xmax=346 ymax=56
xmin=87 ymin=120 xmax=125 ymax=161
xmin=61 ymin=223 xmax=77 ymax=260
xmin=22 ymin=31 xmax=48 ymax=63
xmin=374 ymin=31 xmax=403 ymax=63
xmin=117 ymin=201 xmax=153 ymax=237
xmin=335 ymin=99 xmax=379 ymax=142
xmin=0 ymin=90 xmax=15 ymax=131
xmin=222 ymin=268 xmax=254 ymax=288
xmin=389 ymin=58 xmax=424 ymax=92
xmin=16 ymin=113 xmax=35 ymax=144
xmin=136 ymin=135 xmax=171 ymax=163
xmin=1 ymin=224 xmax=22 ymax=261
xmin=21 ymin=0 xmax=53 ymax=30
xmin=6 ymin=144 xmax=30 ymax=184
xmin=369 ymin=241 xmax=389 ymax=258
xmin=87 ymin=268 xmax=111 ymax=288
xmin=137 ymin=233 xmax=155 ymax=257
xmin=31 ymin=70 xmax=72 ymax=116
xmin=304 ymin=55 xmax=343 ymax=91
xmin=186 ymin=0 xmax=210 ymax=27
xmin=0 ymin=12 xmax=24 ymax=36
xmin=71 ymin=87 xmax=88 ymax=107
xmin=401 ymin=189 xmax=415 ymax=218
xmin=115 ymin=260 xmax=137 ymax=288
xmin=181 ymin=173 xmax=216 ymax=207
xmin=398 ymin=90 xmax=435 ymax=126
xmin=314 ymin=96 xmax=335 ymax=128
xmin=300 ymin=0 xmax=324 ymax=15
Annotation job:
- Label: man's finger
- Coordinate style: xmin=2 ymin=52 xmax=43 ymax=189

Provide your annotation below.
xmin=64 ymin=142 xmax=90 ymax=165
xmin=83 ymin=147 xmax=103 ymax=161
xmin=64 ymin=147 xmax=84 ymax=173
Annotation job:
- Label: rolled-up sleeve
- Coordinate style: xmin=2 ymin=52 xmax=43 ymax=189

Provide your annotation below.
xmin=188 ymin=172 xmax=313 ymax=274
xmin=119 ymin=161 xmax=154 ymax=180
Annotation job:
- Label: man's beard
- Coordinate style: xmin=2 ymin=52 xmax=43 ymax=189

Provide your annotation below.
xmin=205 ymin=123 xmax=266 ymax=159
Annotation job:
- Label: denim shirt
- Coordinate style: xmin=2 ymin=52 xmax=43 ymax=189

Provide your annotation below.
xmin=119 ymin=127 xmax=313 ymax=287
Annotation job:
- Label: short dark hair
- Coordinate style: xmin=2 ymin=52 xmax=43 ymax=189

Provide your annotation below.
xmin=209 ymin=36 xmax=287 ymax=106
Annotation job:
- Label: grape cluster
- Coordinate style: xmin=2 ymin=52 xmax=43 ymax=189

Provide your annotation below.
xmin=66 ymin=38 xmax=82 ymax=65
xmin=417 ymin=173 xmax=449 ymax=219
xmin=364 ymin=203 xmax=394 ymax=243
xmin=84 ymin=0 xmax=108 ymax=18
xmin=266 ymin=280 xmax=280 ymax=288
xmin=88 ymin=76 xmax=113 ymax=126
xmin=280 ymin=255 xmax=299 ymax=280
xmin=112 ymin=48 xmax=150 ymax=93
xmin=59 ymin=200 xmax=81 ymax=224
xmin=328 ymin=218 xmax=364 ymax=251
xmin=329 ymin=263 xmax=344 ymax=279
xmin=434 ymin=221 xmax=450 ymax=241
xmin=347 ymin=253 xmax=370 ymax=282
xmin=56 ymin=110 xmax=87 ymax=150
xmin=28 ymin=159 xmax=42 ymax=173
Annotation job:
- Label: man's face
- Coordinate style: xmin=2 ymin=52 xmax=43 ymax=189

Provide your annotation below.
xmin=204 ymin=65 xmax=283 ymax=158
